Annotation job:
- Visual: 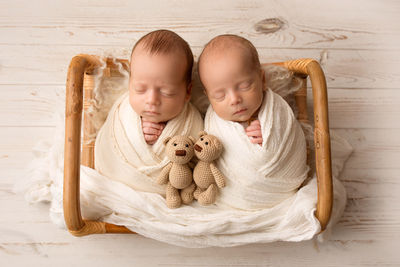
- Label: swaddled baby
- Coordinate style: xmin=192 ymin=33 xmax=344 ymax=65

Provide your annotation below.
xmin=198 ymin=34 xmax=309 ymax=209
xmin=94 ymin=30 xmax=203 ymax=194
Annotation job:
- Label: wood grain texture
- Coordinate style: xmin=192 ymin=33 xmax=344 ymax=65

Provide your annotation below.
xmin=1 ymin=0 xmax=400 ymax=265
xmin=1 ymin=46 xmax=399 ymax=91
xmin=0 ymin=0 xmax=398 ymax=49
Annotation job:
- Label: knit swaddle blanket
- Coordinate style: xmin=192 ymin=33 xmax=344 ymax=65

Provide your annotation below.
xmin=20 ymin=64 xmax=352 ymax=248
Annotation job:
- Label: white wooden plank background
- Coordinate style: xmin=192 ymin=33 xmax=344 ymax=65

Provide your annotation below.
xmin=1 ymin=0 xmax=399 ymax=266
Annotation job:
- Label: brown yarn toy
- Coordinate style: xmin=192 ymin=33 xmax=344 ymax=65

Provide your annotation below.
xmin=157 ymin=135 xmax=197 ymax=209
xmin=193 ymin=131 xmax=226 ymax=205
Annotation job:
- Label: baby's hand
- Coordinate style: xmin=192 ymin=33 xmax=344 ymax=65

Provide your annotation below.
xmin=141 ymin=118 xmax=166 ymax=145
xmin=245 ymin=119 xmax=263 ymax=146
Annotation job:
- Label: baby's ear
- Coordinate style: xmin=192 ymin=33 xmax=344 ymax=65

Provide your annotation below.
xmin=261 ymin=68 xmax=267 ymax=91
xmin=185 ymin=82 xmax=192 ymax=102
xmin=198 ymin=131 xmax=207 ymax=138
xmin=163 ymin=137 xmax=172 ymax=146
xmin=188 ymin=136 xmax=196 ymax=144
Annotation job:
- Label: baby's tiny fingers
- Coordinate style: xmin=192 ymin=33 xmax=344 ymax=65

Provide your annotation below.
xmin=141 ymin=121 xmax=153 ymax=128
xmin=142 ymin=121 xmax=163 ymax=130
xmin=142 ymin=120 xmax=163 ymax=128
xmin=144 ymin=134 xmax=159 ymax=141
xmin=249 ymin=119 xmax=261 ymax=126
xmin=245 ymin=125 xmax=261 ymax=132
xmin=143 ymin=127 xmax=162 ymax=135
xmin=250 ymin=137 xmax=263 ymax=145
xmin=246 ymin=130 xmax=262 ymax=138
xmin=149 ymin=122 xmax=164 ymax=130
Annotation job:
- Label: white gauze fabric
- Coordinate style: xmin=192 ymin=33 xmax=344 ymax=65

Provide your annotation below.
xmin=17 ymin=61 xmax=353 ymax=248
xmin=74 ymin=86 xmax=350 ymax=248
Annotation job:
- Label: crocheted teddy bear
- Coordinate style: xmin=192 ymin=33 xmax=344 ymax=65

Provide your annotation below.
xmin=157 ymin=135 xmax=197 ymax=209
xmin=193 ymin=131 xmax=226 ymax=205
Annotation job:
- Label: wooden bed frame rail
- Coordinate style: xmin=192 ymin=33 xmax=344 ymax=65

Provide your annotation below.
xmin=64 ymin=55 xmax=332 ymax=236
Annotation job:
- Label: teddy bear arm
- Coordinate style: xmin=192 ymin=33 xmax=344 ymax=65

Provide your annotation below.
xmin=210 ymin=162 xmax=226 ymax=188
xmin=157 ymin=162 xmax=173 ymax=185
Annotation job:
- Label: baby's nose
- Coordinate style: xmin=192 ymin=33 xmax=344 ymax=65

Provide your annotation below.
xmin=146 ymin=89 xmax=161 ymax=105
xmin=229 ymin=90 xmax=242 ymax=105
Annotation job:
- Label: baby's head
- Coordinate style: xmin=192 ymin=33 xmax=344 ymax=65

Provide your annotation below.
xmin=129 ymin=30 xmax=193 ymax=123
xmin=198 ymin=34 xmax=266 ymax=122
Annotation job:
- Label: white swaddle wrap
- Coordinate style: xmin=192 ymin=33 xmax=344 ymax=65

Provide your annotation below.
xmin=206 ymin=89 xmax=309 ymax=210
xmin=73 ymin=88 xmax=349 ymax=247
xmin=19 ymin=64 xmax=353 ymax=248
xmin=94 ymin=91 xmax=203 ymax=195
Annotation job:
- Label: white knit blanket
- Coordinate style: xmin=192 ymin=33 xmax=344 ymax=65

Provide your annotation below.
xmin=19 ymin=66 xmax=353 ymax=248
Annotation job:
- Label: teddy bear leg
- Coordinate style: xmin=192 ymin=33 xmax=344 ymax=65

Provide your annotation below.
xmin=193 ymin=186 xmax=204 ymax=200
xmin=166 ymin=182 xmax=182 ymax=209
xmin=180 ymin=182 xmax=196 ymax=204
xmin=198 ymin=184 xmax=217 ymax=205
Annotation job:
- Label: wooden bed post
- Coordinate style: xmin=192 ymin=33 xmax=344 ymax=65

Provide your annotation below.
xmin=280 ymin=59 xmax=333 ymax=231
xmin=64 ymin=54 xmax=108 ymax=236
xmin=307 ymin=60 xmax=333 ymax=231
xmin=64 ymin=55 xmax=133 ymax=236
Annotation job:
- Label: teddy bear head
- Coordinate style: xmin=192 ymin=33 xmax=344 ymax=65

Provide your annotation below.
xmin=194 ymin=131 xmax=223 ymax=162
xmin=163 ymin=135 xmax=196 ymax=164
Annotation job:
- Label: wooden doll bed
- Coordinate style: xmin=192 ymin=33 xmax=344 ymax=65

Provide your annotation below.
xmin=63 ymin=55 xmax=332 ymax=236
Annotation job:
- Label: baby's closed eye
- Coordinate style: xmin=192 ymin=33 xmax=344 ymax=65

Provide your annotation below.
xmin=238 ymin=80 xmax=253 ymax=91
xmin=134 ymin=86 xmax=147 ymax=94
xmin=160 ymin=88 xmax=177 ymax=97
xmin=211 ymin=91 xmax=225 ymax=101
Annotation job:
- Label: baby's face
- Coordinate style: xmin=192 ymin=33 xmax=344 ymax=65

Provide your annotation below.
xmin=200 ymin=48 xmax=265 ymax=122
xmin=129 ymin=47 xmax=190 ymax=123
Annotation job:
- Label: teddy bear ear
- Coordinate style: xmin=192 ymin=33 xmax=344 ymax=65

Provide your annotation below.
xmin=188 ymin=136 xmax=196 ymax=144
xmin=198 ymin=131 xmax=207 ymax=137
xmin=216 ymin=139 xmax=223 ymax=151
xmin=212 ymin=136 xmax=223 ymax=151
xmin=163 ymin=137 xmax=172 ymax=146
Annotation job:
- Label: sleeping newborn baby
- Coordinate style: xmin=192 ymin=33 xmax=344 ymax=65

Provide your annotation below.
xmin=94 ymin=30 xmax=203 ymax=194
xmin=129 ymin=30 xmax=195 ymax=145
xmin=198 ymin=34 xmax=309 ymax=209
